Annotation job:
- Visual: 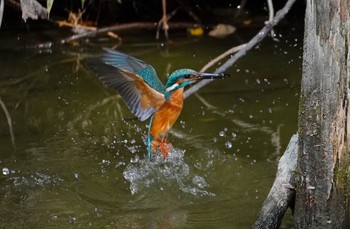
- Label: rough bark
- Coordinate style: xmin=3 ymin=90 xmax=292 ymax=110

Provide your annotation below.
xmin=253 ymin=134 xmax=298 ymax=229
xmin=294 ymin=0 xmax=350 ymax=228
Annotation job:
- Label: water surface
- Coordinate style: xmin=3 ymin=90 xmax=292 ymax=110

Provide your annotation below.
xmin=0 ymin=28 xmax=302 ymax=228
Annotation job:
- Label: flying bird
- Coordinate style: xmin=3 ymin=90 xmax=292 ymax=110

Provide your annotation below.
xmin=88 ymin=48 xmax=229 ymax=160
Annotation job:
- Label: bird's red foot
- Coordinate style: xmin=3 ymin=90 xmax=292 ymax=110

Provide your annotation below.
xmin=159 ymin=142 xmax=172 ymax=159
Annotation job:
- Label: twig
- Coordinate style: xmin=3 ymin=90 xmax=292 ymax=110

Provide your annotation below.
xmin=194 ymin=93 xmax=217 ymax=110
xmin=266 ymin=0 xmax=278 ymax=41
xmin=0 ymin=97 xmax=15 ymax=148
xmin=156 ymin=9 xmax=178 ymax=40
xmin=199 ymin=43 xmax=246 ymax=73
xmin=185 ymin=44 xmax=245 ymax=99
xmin=234 ymin=0 xmax=247 ymax=19
xmin=184 ymin=0 xmax=297 ymax=98
xmin=161 ymin=0 xmax=169 ymax=40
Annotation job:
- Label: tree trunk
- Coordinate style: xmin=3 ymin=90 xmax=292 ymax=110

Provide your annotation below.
xmin=294 ymin=0 xmax=350 ymax=228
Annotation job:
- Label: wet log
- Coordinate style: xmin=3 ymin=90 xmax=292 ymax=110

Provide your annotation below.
xmin=253 ymin=134 xmax=298 ymax=229
xmin=294 ymin=0 xmax=350 ymax=228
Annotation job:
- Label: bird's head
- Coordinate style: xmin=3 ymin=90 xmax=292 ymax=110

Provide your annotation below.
xmin=164 ymin=69 xmax=229 ymax=98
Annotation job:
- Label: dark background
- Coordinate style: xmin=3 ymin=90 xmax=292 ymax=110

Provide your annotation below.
xmin=1 ymin=0 xmax=306 ymax=31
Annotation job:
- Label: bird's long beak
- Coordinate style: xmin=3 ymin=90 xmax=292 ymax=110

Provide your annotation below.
xmin=195 ymin=72 xmax=230 ymax=80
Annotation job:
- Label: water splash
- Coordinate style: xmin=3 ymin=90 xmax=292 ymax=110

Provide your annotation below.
xmin=123 ymin=149 xmax=214 ymax=197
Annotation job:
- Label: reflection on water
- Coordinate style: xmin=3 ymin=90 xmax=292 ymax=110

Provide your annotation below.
xmin=0 ymin=28 xmax=301 ymax=228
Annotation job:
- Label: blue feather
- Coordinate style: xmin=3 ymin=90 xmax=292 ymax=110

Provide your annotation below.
xmin=102 ymin=48 xmax=164 ymax=92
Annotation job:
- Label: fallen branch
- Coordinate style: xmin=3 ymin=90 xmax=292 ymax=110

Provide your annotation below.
xmin=184 ymin=0 xmax=297 ymax=98
xmin=253 ymin=134 xmax=298 ymax=229
xmin=59 ymin=21 xmax=197 ymax=45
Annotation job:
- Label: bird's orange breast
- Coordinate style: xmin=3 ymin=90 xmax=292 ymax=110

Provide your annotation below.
xmin=150 ymin=88 xmax=184 ymax=138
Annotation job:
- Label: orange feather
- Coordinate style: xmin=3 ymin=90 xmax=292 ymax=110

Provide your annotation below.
xmin=149 ymin=86 xmax=184 ymax=157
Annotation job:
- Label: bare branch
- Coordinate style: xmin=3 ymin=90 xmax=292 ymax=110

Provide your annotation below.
xmin=161 ymin=0 xmax=169 ymax=40
xmin=184 ymin=0 xmax=297 ymax=98
xmin=200 ymin=44 xmax=246 ymax=73
xmin=266 ymin=0 xmax=278 ymax=41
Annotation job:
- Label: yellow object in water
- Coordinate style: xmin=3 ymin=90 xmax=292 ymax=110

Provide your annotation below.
xmin=189 ymin=26 xmax=204 ymax=36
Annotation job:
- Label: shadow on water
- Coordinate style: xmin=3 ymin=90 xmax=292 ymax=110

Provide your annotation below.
xmin=0 ymin=28 xmax=302 ymax=228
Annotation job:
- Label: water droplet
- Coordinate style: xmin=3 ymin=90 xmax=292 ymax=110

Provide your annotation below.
xmin=180 ymin=120 xmax=186 ymax=129
xmin=219 ymin=131 xmax=225 ymax=137
xmin=69 ymin=216 xmax=77 ymax=224
xmin=115 ymin=162 xmax=125 ymax=168
xmin=2 ymin=168 xmax=9 ymax=176
xmin=102 ymin=159 xmax=110 ymax=165
xmin=225 ymin=141 xmax=233 ymax=149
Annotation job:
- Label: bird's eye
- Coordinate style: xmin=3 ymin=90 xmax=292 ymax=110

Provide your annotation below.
xmin=184 ymin=74 xmax=192 ymax=79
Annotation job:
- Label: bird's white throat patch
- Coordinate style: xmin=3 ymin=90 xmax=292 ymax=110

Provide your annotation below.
xmin=165 ymin=83 xmax=179 ymax=92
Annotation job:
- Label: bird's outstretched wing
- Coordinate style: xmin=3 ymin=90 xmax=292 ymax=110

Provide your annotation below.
xmin=102 ymin=48 xmax=164 ymax=92
xmin=87 ymin=60 xmax=165 ymax=121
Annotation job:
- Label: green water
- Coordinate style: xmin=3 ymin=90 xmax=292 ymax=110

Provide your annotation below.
xmin=0 ymin=28 xmax=301 ymax=228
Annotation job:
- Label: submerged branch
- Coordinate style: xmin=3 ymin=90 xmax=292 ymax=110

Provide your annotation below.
xmin=184 ymin=0 xmax=297 ymax=98
xmin=0 ymin=97 xmax=15 ymax=148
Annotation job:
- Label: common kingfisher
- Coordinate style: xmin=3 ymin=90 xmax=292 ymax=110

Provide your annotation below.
xmin=88 ymin=48 xmax=229 ymax=160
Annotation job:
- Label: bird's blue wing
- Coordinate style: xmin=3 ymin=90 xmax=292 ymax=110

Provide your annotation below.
xmin=102 ymin=48 xmax=164 ymax=92
xmin=87 ymin=60 xmax=165 ymax=121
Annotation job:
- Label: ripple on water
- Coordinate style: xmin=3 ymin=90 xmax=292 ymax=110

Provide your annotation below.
xmin=123 ymin=149 xmax=214 ymax=197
